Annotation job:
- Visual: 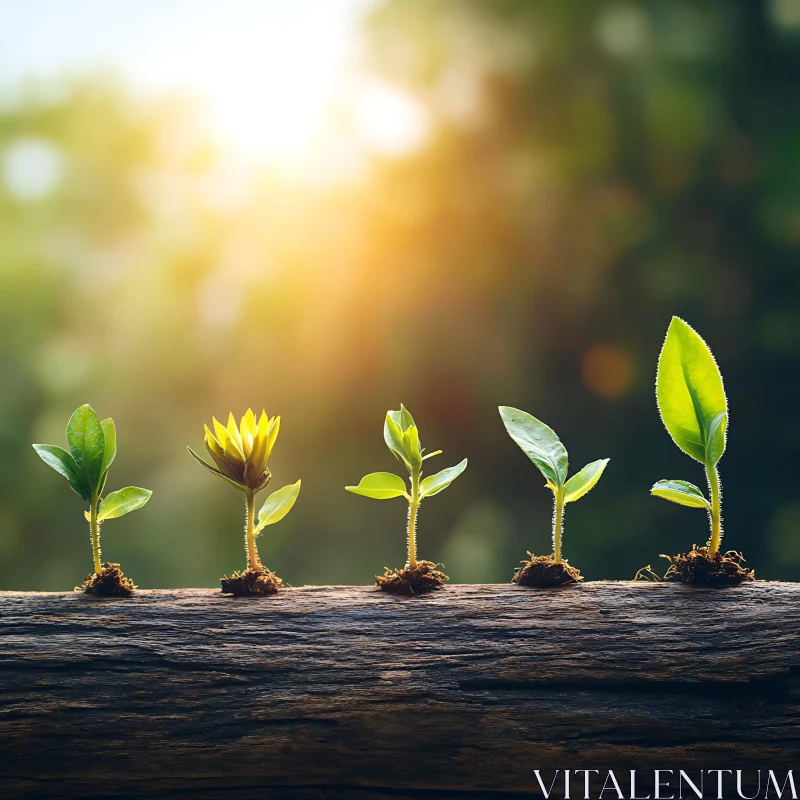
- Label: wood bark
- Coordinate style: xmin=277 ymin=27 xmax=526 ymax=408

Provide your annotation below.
xmin=1 ymin=582 xmax=799 ymax=798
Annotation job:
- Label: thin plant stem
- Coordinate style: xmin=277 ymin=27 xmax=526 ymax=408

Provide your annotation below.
xmin=89 ymin=500 xmax=101 ymax=574
xmin=244 ymin=489 xmax=262 ymax=571
xmin=407 ymin=471 xmax=420 ymax=568
xmin=707 ymin=463 xmax=722 ymax=556
xmin=552 ymin=488 xmax=565 ymax=563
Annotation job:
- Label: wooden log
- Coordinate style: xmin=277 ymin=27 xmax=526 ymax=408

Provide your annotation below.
xmin=1 ymin=582 xmax=798 ymax=799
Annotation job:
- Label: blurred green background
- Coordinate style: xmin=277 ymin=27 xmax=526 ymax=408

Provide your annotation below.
xmin=1 ymin=0 xmax=799 ymax=590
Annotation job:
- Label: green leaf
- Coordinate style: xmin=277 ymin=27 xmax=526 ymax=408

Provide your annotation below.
xmin=498 ymin=406 xmax=568 ymax=488
xmin=651 ymin=479 xmax=710 ymax=509
xmin=403 ymin=425 xmax=422 ymax=469
xmin=420 ymin=458 xmax=468 ymax=498
xmin=384 ymin=412 xmax=410 ymax=467
xmin=564 ymin=458 xmax=610 ymax=504
xmin=32 ymin=444 xmax=91 ymax=501
xmin=656 ymin=317 xmax=728 ymax=465
xmin=66 ymin=405 xmax=106 ymax=496
xmin=345 ymin=472 xmax=409 ymax=500
xmin=98 ymin=487 xmax=152 ymax=521
xmin=399 ymin=404 xmax=415 ymax=431
xmin=256 ymin=480 xmax=301 ymax=530
xmin=100 ymin=418 xmax=117 ymax=476
xmin=187 ymin=447 xmax=248 ymax=493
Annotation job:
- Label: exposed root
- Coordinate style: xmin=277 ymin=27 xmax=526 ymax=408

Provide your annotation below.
xmin=220 ymin=568 xmax=282 ymax=596
xmin=513 ymin=552 xmax=583 ymax=587
xmin=376 ymin=560 xmax=448 ymax=596
xmin=661 ymin=546 xmax=754 ymax=586
xmin=80 ymin=563 xmax=136 ymax=597
xmin=633 ymin=564 xmax=664 ymax=582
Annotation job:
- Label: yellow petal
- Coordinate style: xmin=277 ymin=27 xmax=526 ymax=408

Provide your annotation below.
xmin=204 ymin=425 xmax=225 ymax=458
xmin=240 ymin=409 xmax=256 ymax=458
xmin=212 ymin=417 xmax=230 ymax=451
xmin=249 ymin=412 xmax=269 ymax=474
xmin=266 ymin=415 xmax=281 ymax=459
xmin=225 ymin=412 xmax=245 ymax=462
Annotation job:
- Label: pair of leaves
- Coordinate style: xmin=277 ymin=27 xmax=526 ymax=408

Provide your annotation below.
xmin=346 ymin=458 xmax=468 ymax=501
xmin=254 ymin=480 xmax=301 ymax=534
xmin=651 ymin=318 xmax=727 ymax=512
xmin=498 ymin=406 xmax=609 ymax=503
xmin=34 ymin=405 xmax=117 ymax=502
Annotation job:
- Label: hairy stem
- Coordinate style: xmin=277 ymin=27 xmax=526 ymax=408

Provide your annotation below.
xmin=244 ymin=490 xmax=262 ymax=571
xmin=707 ymin=463 xmax=722 ymax=556
xmin=552 ymin=488 xmax=565 ymax=563
xmin=407 ymin=472 xmax=420 ymax=568
xmin=89 ymin=499 xmax=101 ymax=574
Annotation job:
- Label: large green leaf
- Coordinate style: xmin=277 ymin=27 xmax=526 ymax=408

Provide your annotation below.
xmin=32 ymin=444 xmax=91 ymax=501
xmin=420 ymin=458 xmax=468 ymax=498
xmin=256 ymin=480 xmax=301 ymax=530
xmin=345 ymin=472 xmax=409 ymax=500
xmin=498 ymin=406 xmax=568 ymax=487
xmin=66 ymin=405 xmax=106 ymax=496
xmin=656 ymin=317 xmax=727 ymax=465
xmin=98 ymin=487 xmax=152 ymax=521
xmin=564 ymin=459 xmax=609 ymax=504
xmin=187 ymin=447 xmax=248 ymax=493
xmin=651 ymin=479 xmax=710 ymax=509
xmin=100 ymin=418 xmax=117 ymax=476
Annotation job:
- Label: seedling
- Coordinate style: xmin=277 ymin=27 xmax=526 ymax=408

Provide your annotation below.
xmin=188 ymin=409 xmax=300 ymax=595
xmin=33 ymin=404 xmax=152 ymax=596
xmin=499 ymin=406 xmax=609 ymax=586
xmin=651 ymin=317 xmax=752 ymax=583
xmin=346 ymin=404 xmax=467 ymax=594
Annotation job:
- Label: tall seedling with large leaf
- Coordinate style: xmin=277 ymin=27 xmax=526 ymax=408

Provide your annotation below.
xmin=499 ymin=406 xmax=609 ymax=563
xmin=33 ymin=404 xmax=152 ymax=583
xmin=346 ymin=405 xmax=467 ymax=572
xmin=652 ymin=317 xmax=728 ymax=555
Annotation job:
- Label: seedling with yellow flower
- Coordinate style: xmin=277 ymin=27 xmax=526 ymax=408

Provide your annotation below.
xmin=346 ymin=404 xmax=467 ymax=595
xmin=189 ymin=409 xmax=301 ymax=595
xmin=33 ymin=404 xmax=152 ymax=596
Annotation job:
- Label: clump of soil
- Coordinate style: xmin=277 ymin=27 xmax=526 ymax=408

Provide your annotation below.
xmin=220 ymin=568 xmax=282 ymax=596
xmin=80 ymin=562 xmax=136 ymax=597
xmin=513 ymin=553 xmax=583 ymax=587
xmin=661 ymin=546 xmax=754 ymax=586
xmin=376 ymin=560 xmax=448 ymax=596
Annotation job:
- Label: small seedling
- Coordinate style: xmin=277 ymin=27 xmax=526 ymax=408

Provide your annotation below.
xmin=650 ymin=317 xmax=753 ymax=584
xmin=33 ymin=404 xmax=152 ymax=596
xmin=346 ymin=404 xmax=467 ymax=595
xmin=189 ymin=409 xmax=300 ymax=595
xmin=499 ymin=406 xmax=609 ymax=587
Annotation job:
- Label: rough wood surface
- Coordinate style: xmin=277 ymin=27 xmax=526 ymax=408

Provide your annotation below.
xmin=1 ymin=582 xmax=799 ymax=799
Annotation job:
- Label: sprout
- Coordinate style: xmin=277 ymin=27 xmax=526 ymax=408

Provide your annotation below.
xmin=33 ymin=404 xmax=151 ymax=595
xmin=188 ymin=409 xmax=300 ymax=594
xmin=499 ymin=406 xmax=609 ymax=585
xmin=650 ymin=318 xmax=752 ymax=583
xmin=346 ymin=405 xmax=467 ymax=593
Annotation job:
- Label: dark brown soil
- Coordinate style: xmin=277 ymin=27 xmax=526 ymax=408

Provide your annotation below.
xmin=661 ymin=546 xmax=755 ymax=585
xmin=220 ymin=568 xmax=282 ymax=596
xmin=513 ymin=553 xmax=583 ymax=587
xmin=80 ymin=563 xmax=136 ymax=597
xmin=376 ymin=560 xmax=448 ymax=596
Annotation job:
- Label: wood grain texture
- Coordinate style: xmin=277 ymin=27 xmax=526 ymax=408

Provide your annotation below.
xmin=1 ymin=582 xmax=799 ymax=799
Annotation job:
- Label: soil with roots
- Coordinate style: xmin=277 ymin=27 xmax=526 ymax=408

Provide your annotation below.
xmin=220 ymin=568 xmax=283 ymax=596
xmin=513 ymin=553 xmax=583 ymax=587
xmin=81 ymin=562 xmax=136 ymax=597
xmin=376 ymin=560 xmax=448 ymax=596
